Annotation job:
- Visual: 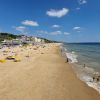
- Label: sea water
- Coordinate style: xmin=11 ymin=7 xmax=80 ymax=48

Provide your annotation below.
xmin=62 ymin=43 xmax=100 ymax=93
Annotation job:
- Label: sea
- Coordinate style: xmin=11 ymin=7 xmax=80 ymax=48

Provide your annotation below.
xmin=61 ymin=43 xmax=100 ymax=93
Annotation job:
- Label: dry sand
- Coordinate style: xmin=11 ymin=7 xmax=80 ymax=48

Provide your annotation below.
xmin=0 ymin=43 xmax=100 ymax=100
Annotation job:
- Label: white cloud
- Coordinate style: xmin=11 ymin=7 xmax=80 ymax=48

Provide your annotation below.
xmin=76 ymin=7 xmax=80 ymax=10
xmin=52 ymin=25 xmax=60 ymax=28
xmin=73 ymin=26 xmax=81 ymax=30
xmin=15 ymin=26 xmax=26 ymax=32
xmin=50 ymin=31 xmax=62 ymax=35
xmin=64 ymin=32 xmax=70 ymax=35
xmin=46 ymin=8 xmax=69 ymax=18
xmin=37 ymin=30 xmax=62 ymax=35
xmin=14 ymin=26 xmax=28 ymax=35
xmin=50 ymin=31 xmax=70 ymax=35
xmin=22 ymin=20 xmax=39 ymax=26
xmin=37 ymin=30 xmax=70 ymax=36
xmin=78 ymin=0 xmax=87 ymax=5
xmin=37 ymin=30 xmax=48 ymax=34
xmin=73 ymin=26 xmax=83 ymax=33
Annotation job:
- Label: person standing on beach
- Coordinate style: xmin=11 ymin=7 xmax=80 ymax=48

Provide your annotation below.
xmin=66 ymin=57 xmax=69 ymax=63
xmin=83 ymin=64 xmax=86 ymax=68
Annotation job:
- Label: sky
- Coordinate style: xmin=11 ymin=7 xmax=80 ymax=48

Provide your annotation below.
xmin=0 ymin=0 xmax=100 ymax=42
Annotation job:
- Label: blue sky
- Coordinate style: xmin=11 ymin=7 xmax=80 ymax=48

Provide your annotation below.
xmin=0 ymin=0 xmax=100 ymax=42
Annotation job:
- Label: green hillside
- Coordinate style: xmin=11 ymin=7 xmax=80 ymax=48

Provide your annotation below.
xmin=0 ymin=33 xmax=20 ymax=42
xmin=0 ymin=33 xmax=57 ymax=43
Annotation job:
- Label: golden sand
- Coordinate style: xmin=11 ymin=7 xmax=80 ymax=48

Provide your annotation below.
xmin=0 ymin=43 xmax=100 ymax=100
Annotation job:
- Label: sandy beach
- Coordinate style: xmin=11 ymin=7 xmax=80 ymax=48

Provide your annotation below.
xmin=0 ymin=43 xmax=100 ymax=100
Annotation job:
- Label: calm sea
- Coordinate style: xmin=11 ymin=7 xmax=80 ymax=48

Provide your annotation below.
xmin=63 ymin=43 xmax=100 ymax=93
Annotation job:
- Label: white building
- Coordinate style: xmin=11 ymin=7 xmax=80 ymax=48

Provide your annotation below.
xmin=34 ymin=37 xmax=44 ymax=43
xmin=1 ymin=36 xmax=45 ymax=46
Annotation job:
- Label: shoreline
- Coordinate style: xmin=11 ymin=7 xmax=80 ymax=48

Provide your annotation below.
xmin=60 ymin=43 xmax=100 ymax=94
xmin=0 ymin=43 xmax=100 ymax=100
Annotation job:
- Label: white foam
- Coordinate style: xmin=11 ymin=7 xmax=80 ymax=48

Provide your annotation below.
xmin=73 ymin=65 xmax=100 ymax=94
xmin=66 ymin=52 xmax=78 ymax=63
xmin=82 ymin=75 xmax=100 ymax=93
xmin=87 ymin=82 xmax=100 ymax=93
xmin=64 ymin=48 xmax=67 ymax=52
xmin=62 ymin=45 xmax=100 ymax=94
xmin=82 ymin=75 xmax=93 ymax=82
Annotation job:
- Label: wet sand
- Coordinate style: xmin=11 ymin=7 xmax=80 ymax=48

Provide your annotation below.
xmin=0 ymin=43 xmax=100 ymax=100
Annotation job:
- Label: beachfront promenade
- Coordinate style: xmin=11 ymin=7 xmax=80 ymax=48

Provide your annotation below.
xmin=0 ymin=43 xmax=100 ymax=100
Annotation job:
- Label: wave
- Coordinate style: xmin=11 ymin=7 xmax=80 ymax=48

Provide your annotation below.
xmin=73 ymin=64 xmax=100 ymax=94
xmin=60 ymin=45 xmax=78 ymax=63
xmin=60 ymin=44 xmax=100 ymax=94
xmin=66 ymin=52 xmax=78 ymax=63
